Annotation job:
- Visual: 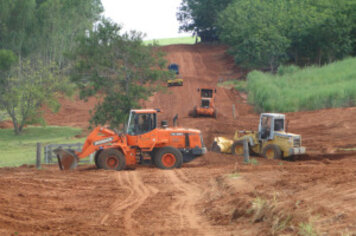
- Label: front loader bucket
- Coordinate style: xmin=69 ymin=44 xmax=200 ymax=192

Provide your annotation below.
xmin=54 ymin=148 xmax=78 ymax=170
xmin=211 ymin=137 xmax=233 ymax=154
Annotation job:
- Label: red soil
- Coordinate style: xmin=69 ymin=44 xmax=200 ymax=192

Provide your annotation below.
xmin=1 ymin=44 xmax=356 ymax=235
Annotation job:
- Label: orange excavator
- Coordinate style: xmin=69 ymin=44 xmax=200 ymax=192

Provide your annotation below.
xmin=191 ymin=88 xmax=217 ymax=118
xmin=55 ymin=109 xmax=206 ymax=170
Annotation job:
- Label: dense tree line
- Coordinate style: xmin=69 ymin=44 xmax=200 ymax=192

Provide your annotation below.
xmin=0 ymin=0 xmax=103 ymax=134
xmin=178 ymin=0 xmax=356 ymax=71
xmin=0 ymin=0 xmax=172 ymax=133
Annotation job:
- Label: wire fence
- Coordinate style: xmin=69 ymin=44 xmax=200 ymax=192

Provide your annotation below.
xmin=0 ymin=142 xmax=94 ymax=168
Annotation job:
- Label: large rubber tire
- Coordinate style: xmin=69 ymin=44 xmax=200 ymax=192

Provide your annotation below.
xmin=262 ymin=144 xmax=282 ymax=160
xmin=94 ymin=150 xmax=102 ymax=169
xmin=98 ymin=149 xmax=126 ymax=170
xmin=231 ymin=141 xmax=244 ymax=156
xmin=154 ymin=147 xmax=183 ymax=169
xmin=193 ymin=106 xmax=197 ymax=118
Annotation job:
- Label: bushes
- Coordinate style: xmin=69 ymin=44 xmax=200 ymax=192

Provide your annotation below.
xmin=247 ymin=57 xmax=356 ymax=112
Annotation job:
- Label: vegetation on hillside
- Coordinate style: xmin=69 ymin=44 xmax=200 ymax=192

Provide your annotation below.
xmin=144 ymin=36 xmax=199 ymax=46
xmin=70 ymin=19 xmax=173 ymax=128
xmin=178 ymin=0 xmax=356 ymax=70
xmin=0 ymin=0 xmax=103 ymax=134
xmin=247 ymin=57 xmax=356 ymax=112
xmin=0 ymin=0 xmax=171 ymax=133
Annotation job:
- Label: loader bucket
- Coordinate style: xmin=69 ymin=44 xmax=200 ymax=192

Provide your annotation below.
xmin=211 ymin=137 xmax=233 ymax=154
xmin=54 ymin=148 xmax=78 ymax=170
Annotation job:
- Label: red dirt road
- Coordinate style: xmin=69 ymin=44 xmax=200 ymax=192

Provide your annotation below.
xmin=1 ymin=44 xmax=356 ymax=235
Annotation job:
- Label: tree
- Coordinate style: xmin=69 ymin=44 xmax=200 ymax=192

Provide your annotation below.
xmin=217 ymin=0 xmax=354 ymax=69
xmin=177 ymin=0 xmax=232 ymax=42
xmin=0 ymin=57 xmax=72 ymax=134
xmin=70 ymin=19 xmax=172 ymax=128
xmin=217 ymin=0 xmax=290 ymax=71
xmin=0 ymin=0 xmax=103 ymax=133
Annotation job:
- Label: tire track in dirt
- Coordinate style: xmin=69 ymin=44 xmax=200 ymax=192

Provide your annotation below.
xmin=165 ymin=170 xmax=215 ymax=236
xmin=100 ymin=171 xmax=158 ymax=233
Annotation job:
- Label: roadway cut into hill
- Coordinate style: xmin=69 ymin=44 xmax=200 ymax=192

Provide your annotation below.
xmin=2 ymin=44 xmax=356 ymax=235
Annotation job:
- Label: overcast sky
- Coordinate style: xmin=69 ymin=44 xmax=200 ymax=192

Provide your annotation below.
xmin=101 ymin=0 xmax=192 ymax=40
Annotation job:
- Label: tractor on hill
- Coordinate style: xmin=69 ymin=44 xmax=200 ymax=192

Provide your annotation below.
xmin=167 ymin=63 xmax=183 ymax=86
xmin=191 ymin=88 xmax=217 ymax=118
xmin=55 ymin=109 xmax=206 ymax=170
xmin=212 ymin=113 xmax=305 ymax=159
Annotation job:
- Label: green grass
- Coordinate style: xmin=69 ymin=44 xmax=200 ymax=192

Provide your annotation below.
xmin=298 ymin=222 xmax=318 ymax=236
xmin=144 ymin=36 xmax=199 ymax=46
xmin=246 ymin=57 xmax=356 ymax=112
xmin=0 ymin=126 xmax=85 ymax=167
xmin=219 ymin=79 xmax=248 ymax=92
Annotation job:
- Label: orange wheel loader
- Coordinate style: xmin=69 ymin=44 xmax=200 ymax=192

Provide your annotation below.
xmin=191 ymin=88 xmax=217 ymax=118
xmin=54 ymin=109 xmax=206 ymax=170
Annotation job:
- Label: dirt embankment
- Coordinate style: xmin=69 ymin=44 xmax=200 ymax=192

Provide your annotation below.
xmin=1 ymin=44 xmax=356 ymax=235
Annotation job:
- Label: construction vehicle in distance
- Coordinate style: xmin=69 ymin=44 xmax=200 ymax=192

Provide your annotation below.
xmin=191 ymin=88 xmax=217 ymax=118
xmin=211 ymin=113 xmax=306 ymax=159
xmin=55 ymin=109 xmax=206 ymax=170
xmin=167 ymin=63 xmax=183 ymax=86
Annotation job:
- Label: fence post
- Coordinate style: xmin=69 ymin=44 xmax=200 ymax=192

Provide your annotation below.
xmin=232 ymin=104 xmax=236 ymax=119
xmin=36 ymin=143 xmax=41 ymax=169
xmin=243 ymin=139 xmax=249 ymax=163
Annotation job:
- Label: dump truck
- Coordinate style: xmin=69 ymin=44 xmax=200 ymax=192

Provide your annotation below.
xmin=55 ymin=109 xmax=206 ymax=170
xmin=167 ymin=63 xmax=183 ymax=86
xmin=212 ymin=113 xmax=305 ymax=159
xmin=191 ymin=88 xmax=217 ymax=118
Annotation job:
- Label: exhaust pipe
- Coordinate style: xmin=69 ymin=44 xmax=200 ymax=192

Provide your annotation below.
xmin=54 ymin=148 xmax=78 ymax=170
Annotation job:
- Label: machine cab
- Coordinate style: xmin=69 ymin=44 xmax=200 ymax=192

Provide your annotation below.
xmin=127 ymin=110 xmax=157 ymax=136
xmin=258 ymin=113 xmax=285 ymax=140
xmin=168 ymin=63 xmax=179 ymax=75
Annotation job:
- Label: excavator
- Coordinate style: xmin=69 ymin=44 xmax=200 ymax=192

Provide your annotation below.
xmin=55 ymin=109 xmax=206 ymax=170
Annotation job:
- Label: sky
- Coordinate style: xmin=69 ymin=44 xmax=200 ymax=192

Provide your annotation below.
xmin=101 ymin=0 xmax=192 ymax=40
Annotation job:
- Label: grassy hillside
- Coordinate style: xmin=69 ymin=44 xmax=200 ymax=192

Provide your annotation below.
xmin=0 ymin=126 xmax=85 ymax=167
xmin=144 ymin=36 xmax=199 ymax=46
xmin=246 ymin=57 xmax=356 ymax=112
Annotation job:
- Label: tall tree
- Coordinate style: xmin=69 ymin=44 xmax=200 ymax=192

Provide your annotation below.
xmin=70 ymin=19 xmax=172 ymax=128
xmin=0 ymin=0 xmax=103 ymax=133
xmin=177 ymin=0 xmax=232 ymax=42
xmin=0 ymin=56 xmax=72 ymax=134
xmin=217 ymin=0 xmax=290 ymax=71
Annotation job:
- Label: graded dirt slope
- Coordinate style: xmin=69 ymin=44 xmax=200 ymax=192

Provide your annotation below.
xmin=1 ymin=44 xmax=356 ymax=235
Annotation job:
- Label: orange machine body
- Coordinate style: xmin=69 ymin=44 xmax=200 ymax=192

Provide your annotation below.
xmin=195 ymin=88 xmax=217 ymax=118
xmin=73 ymin=109 xmax=206 ymax=168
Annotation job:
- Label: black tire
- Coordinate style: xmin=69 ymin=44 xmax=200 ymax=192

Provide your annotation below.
xmin=231 ymin=141 xmax=244 ymax=156
xmin=94 ymin=150 xmax=102 ymax=169
xmin=262 ymin=144 xmax=282 ymax=160
xmin=193 ymin=106 xmax=197 ymax=118
xmin=213 ymin=109 xmax=217 ymax=119
xmin=98 ymin=149 xmax=126 ymax=170
xmin=154 ymin=146 xmax=183 ymax=170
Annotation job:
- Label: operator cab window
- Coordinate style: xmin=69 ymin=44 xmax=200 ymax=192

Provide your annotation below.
xmin=274 ymin=118 xmax=284 ymax=131
xmin=260 ymin=116 xmax=272 ymax=139
xmin=127 ymin=112 xmax=156 ymax=135
xmin=201 ymin=99 xmax=210 ymax=108
xmin=201 ymin=89 xmax=213 ymax=98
